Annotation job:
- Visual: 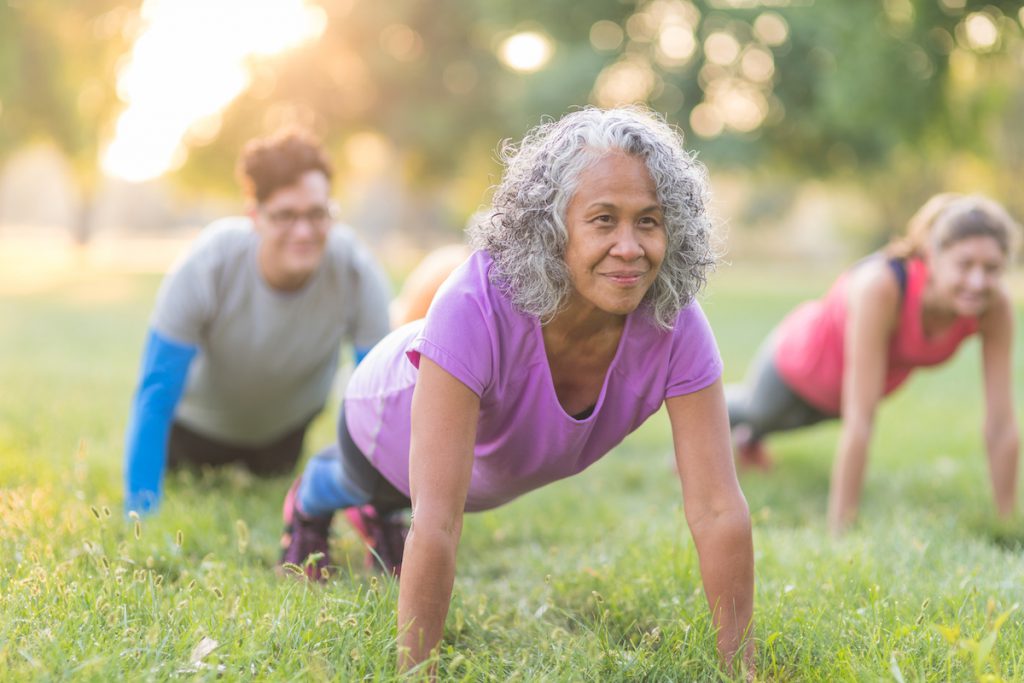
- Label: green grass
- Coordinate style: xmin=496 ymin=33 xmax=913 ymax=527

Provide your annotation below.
xmin=2 ymin=264 xmax=1024 ymax=681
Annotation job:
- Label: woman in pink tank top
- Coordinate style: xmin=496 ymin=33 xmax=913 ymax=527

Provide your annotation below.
xmin=727 ymin=194 xmax=1020 ymax=536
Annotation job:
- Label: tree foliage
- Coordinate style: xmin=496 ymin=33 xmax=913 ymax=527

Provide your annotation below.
xmin=175 ymin=1 xmax=1023 ymax=191
xmin=1 ymin=0 xmax=135 ymax=240
xmin=0 ymin=0 xmax=131 ymax=177
xmin=2 ymin=0 xmax=1022 ymax=230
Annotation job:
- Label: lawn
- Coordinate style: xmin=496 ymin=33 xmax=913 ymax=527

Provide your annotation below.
xmin=1 ymin=261 xmax=1023 ymax=681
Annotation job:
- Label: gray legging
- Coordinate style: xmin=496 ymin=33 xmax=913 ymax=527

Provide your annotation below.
xmin=725 ymin=333 xmax=836 ymax=442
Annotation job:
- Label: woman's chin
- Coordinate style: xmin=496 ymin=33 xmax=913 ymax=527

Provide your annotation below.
xmin=954 ymin=298 xmax=988 ymax=317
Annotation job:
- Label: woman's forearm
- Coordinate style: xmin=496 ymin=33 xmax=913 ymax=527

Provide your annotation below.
xmin=985 ymin=422 xmax=1019 ymax=517
xmin=827 ymin=421 xmax=873 ymax=536
xmin=397 ymin=523 xmax=460 ymax=671
xmin=691 ymin=507 xmax=755 ymax=668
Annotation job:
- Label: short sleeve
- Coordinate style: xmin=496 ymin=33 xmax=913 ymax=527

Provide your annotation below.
xmin=405 ymin=258 xmax=495 ymax=397
xmin=150 ymin=231 xmax=221 ymax=346
xmin=346 ymin=240 xmax=393 ymax=349
xmin=665 ymin=301 xmax=724 ymax=398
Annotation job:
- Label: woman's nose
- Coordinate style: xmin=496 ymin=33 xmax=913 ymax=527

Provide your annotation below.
xmin=610 ymin=227 xmax=644 ymax=260
xmin=965 ymin=266 xmax=989 ymax=290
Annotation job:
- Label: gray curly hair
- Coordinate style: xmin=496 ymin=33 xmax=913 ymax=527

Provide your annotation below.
xmin=468 ymin=106 xmax=717 ymax=330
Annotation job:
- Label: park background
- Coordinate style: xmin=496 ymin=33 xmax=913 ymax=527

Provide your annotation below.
xmin=2 ymin=0 xmax=1024 ymax=679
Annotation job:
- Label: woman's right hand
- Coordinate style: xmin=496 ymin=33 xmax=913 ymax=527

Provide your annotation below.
xmin=828 ymin=261 xmax=900 ymax=536
xmin=397 ymin=356 xmax=479 ymax=673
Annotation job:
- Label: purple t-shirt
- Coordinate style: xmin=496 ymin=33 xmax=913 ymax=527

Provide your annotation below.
xmin=344 ymin=250 xmax=723 ymax=512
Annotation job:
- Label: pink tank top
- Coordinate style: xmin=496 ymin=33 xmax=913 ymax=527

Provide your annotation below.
xmin=774 ymin=258 xmax=979 ymax=414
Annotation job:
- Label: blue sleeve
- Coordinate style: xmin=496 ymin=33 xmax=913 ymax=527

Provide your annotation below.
xmin=353 ymin=345 xmax=373 ymax=365
xmin=124 ymin=328 xmax=197 ymax=515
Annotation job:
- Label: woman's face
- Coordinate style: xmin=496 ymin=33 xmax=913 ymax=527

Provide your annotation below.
xmin=562 ymin=151 xmax=667 ymax=320
xmin=927 ymin=234 xmax=1007 ymax=317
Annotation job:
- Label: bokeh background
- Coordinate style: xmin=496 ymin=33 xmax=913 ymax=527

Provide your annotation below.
xmin=3 ymin=5 xmax=1024 ymax=677
xmin=1 ymin=0 xmax=1023 ymax=282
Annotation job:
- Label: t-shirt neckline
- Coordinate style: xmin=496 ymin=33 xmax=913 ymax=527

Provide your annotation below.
xmin=532 ymin=310 xmax=634 ymax=423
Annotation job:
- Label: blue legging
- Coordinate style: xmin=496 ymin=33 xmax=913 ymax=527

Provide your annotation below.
xmin=297 ymin=445 xmax=370 ymax=517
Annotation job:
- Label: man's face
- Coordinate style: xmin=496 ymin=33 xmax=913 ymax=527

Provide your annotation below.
xmin=252 ymin=170 xmax=333 ymax=289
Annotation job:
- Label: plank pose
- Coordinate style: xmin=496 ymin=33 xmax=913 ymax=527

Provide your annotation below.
xmin=280 ymin=107 xmax=754 ymax=670
xmin=727 ymin=194 xmax=1020 ymax=535
xmin=124 ymin=129 xmax=391 ymax=514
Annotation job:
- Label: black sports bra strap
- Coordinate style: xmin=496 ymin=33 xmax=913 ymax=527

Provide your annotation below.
xmin=886 ymin=257 xmax=908 ymax=297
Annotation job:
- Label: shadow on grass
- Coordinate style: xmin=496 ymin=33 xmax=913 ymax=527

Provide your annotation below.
xmin=966 ymin=515 xmax=1024 ymax=552
xmin=739 ymin=440 xmax=833 ymax=529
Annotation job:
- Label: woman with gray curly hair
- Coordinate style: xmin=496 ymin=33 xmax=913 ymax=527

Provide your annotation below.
xmin=280 ymin=107 xmax=754 ymax=673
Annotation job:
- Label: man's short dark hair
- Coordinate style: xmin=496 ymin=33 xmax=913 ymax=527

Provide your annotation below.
xmin=236 ymin=128 xmax=333 ymax=202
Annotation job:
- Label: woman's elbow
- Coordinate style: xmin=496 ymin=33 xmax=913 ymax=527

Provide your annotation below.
xmin=986 ymin=420 xmax=1020 ymax=453
xmin=408 ymin=505 xmax=464 ymax=550
xmin=840 ymin=413 xmax=875 ymax=445
xmin=687 ymin=494 xmax=751 ymax=542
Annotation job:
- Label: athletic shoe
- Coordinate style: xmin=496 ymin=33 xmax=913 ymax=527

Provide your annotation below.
xmin=732 ymin=424 xmax=775 ymax=471
xmin=344 ymin=505 xmax=409 ymax=576
xmin=279 ymin=477 xmax=334 ymax=581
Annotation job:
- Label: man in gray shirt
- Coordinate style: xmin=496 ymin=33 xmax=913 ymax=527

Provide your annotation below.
xmin=124 ymin=129 xmax=391 ymax=514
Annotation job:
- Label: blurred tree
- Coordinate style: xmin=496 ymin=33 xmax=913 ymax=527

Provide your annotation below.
xmin=177 ymin=0 xmax=523 ymax=198
xmin=0 ymin=0 xmax=134 ymax=242
xmin=574 ymin=1 xmax=1022 ymax=167
xmin=586 ymin=0 xmax=1024 ymax=227
xmin=3 ymin=0 xmax=1020 ymax=240
xmin=172 ymin=0 xmax=1022 ymax=222
xmin=771 ymin=1 xmax=1024 ymax=227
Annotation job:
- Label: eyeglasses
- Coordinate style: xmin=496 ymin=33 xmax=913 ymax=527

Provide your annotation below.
xmin=261 ymin=204 xmax=334 ymax=230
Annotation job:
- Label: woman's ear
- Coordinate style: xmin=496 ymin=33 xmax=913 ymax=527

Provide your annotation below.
xmin=921 ymin=238 xmax=939 ymax=266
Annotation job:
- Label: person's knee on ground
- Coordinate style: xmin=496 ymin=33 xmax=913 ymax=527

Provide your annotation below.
xmin=724 ymin=383 xmax=776 ymax=470
xmin=295 ymin=445 xmax=369 ymax=518
xmin=282 ymin=444 xmax=409 ymax=578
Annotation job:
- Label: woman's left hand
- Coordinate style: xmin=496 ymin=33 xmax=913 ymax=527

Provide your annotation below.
xmin=667 ymin=379 xmax=755 ymax=673
xmin=398 ymin=357 xmax=480 ymax=673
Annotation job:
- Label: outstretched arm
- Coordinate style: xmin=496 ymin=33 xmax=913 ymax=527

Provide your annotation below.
xmin=979 ymin=287 xmax=1018 ymax=518
xmin=667 ymin=379 xmax=754 ymax=671
xmin=398 ymin=356 xmax=479 ymax=672
xmin=828 ymin=264 xmax=899 ymax=536
xmin=124 ymin=328 xmax=196 ymax=515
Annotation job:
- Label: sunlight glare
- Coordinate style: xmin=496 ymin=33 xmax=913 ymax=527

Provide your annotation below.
xmin=593 ymin=57 xmax=657 ymax=107
xmin=704 ymin=32 xmax=741 ymax=66
xmin=658 ymin=24 xmax=697 ymax=62
xmin=499 ymin=32 xmax=554 ymax=73
xmin=102 ymin=0 xmax=327 ymax=182
xmin=753 ymin=12 xmax=789 ymax=47
xmin=740 ymin=46 xmax=775 ymax=83
xmin=690 ymin=103 xmax=724 ymax=138
xmin=962 ymin=12 xmax=999 ymax=51
xmin=590 ymin=21 xmax=624 ymax=52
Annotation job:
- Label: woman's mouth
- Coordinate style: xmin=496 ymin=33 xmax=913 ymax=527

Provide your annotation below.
xmin=602 ymin=271 xmax=647 ymax=286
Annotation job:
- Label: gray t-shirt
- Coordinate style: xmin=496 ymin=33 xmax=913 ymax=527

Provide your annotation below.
xmin=151 ymin=217 xmax=391 ymax=445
